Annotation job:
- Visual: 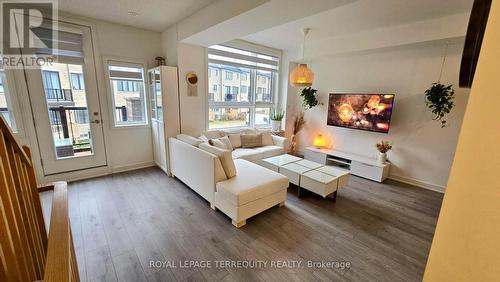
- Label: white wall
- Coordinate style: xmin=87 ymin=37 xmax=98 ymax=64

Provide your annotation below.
xmin=177 ymin=43 xmax=208 ymax=136
xmin=286 ymin=42 xmax=469 ymax=191
xmin=162 ymin=25 xmax=209 ymax=136
xmin=91 ymin=19 xmax=162 ymax=172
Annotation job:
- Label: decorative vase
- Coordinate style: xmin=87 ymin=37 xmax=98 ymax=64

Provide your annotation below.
xmin=271 ymin=120 xmax=281 ymax=131
xmin=377 ymin=152 xmax=387 ymax=164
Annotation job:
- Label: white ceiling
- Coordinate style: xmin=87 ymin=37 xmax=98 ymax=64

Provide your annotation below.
xmin=57 ymin=0 xmax=216 ymax=31
xmin=243 ymin=0 xmax=474 ymax=51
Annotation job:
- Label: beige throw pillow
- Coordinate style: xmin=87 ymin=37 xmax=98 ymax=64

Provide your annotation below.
xmin=241 ymin=133 xmax=263 ymax=148
xmin=258 ymin=130 xmax=274 ymax=146
xmin=227 ymin=134 xmax=241 ymax=148
xmin=199 ymin=143 xmax=237 ymax=178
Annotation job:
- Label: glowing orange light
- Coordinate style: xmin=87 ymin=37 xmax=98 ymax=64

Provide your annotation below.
xmin=367 ymin=95 xmax=380 ymax=109
xmin=313 ymin=134 xmax=326 ymax=148
xmin=376 ymin=123 xmax=389 ymax=130
xmin=338 ymin=103 xmax=354 ymax=122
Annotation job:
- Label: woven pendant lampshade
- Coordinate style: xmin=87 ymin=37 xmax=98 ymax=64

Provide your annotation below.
xmin=290 ymin=63 xmax=314 ymax=87
xmin=290 ymin=28 xmax=315 ymax=87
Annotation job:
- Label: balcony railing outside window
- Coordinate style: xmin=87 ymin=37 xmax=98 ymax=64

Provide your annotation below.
xmin=45 ymin=88 xmax=73 ymax=102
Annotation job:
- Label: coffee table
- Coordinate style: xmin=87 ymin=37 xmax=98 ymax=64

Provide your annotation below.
xmin=260 ymin=154 xmax=302 ymax=172
xmin=260 ymin=154 xmax=351 ymax=200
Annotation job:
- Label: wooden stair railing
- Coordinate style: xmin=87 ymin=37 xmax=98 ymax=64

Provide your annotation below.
xmin=0 ymin=116 xmax=79 ymax=281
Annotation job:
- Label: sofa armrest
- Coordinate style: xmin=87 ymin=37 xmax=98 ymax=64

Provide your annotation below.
xmin=272 ymin=135 xmax=288 ymax=150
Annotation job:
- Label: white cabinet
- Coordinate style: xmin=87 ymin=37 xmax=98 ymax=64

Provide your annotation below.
xmin=304 ymin=147 xmax=390 ymax=182
xmin=149 ymin=66 xmax=180 ymax=175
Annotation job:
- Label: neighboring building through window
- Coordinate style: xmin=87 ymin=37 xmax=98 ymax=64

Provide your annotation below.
xmin=107 ymin=63 xmax=147 ymax=126
xmin=70 ymin=73 xmax=85 ymax=90
xmin=42 ymin=70 xmax=63 ymax=100
xmin=207 ymin=44 xmax=279 ymax=129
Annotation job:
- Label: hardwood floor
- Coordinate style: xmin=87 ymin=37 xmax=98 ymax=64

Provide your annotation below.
xmin=40 ymin=167 xmax=443 ymax=282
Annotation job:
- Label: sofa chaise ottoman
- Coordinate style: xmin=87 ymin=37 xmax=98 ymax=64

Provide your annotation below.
xmin=214 ymin=159 xmax=288 ymax=227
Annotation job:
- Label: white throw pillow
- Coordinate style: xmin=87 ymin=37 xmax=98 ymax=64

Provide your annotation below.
xmin=176 ymin=134 xmax=203 ymax=146
xmin=227 ymin=134 xmax=241 ymax=148
xmin=210 ymin=139 xmax=226 ymax=150
xmin=218 ymin=136 xmax=234 ymax=151
xmin=199 ymin=143 xmax=237 ymax=178
xmin=258 ymin=130 xmax=274 ymax=146
xmin=209 ymin=136 xmax=234 ymax=151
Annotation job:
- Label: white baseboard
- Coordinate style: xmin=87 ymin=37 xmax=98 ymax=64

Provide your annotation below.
xmin=388 ymin=174 xmax=445 ymax=193
xmin=111 ymin=161 xmax=156 ymax=174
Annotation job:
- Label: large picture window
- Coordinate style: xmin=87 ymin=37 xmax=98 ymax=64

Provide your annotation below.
xmin=107 ymin=62 xmax=147 ymax=126
xmin=208 ymin=44 xmax=279 ymax=129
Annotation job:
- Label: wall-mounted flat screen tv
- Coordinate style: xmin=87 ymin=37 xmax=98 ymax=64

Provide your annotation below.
xmin=327 ymin=93 xmax=395 ymax=134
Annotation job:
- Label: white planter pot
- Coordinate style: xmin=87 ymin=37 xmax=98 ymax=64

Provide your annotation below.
xmin=377 ymin=152 xmax=387 ymax=164
xmin=271 ymin=120 xmax=281 ymax=131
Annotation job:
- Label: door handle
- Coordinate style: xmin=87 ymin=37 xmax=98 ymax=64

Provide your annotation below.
xmin=91 ymin=120 xmax=100 ymax=124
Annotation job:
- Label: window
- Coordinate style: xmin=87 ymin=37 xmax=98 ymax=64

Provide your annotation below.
xmin=117 ymin=80 xmax=138 ymax=92
xmin=70 ymin=73 xmax=85 ymax=90
xmin=42 ymin=71 xmax=63 ymax=100
xmin=107 ymin=63 xmax=147 ymax=126
xmin=213 ymin=85 xmax=217 ymax=92
xmin=209 ymin=107 xmax=250 ymax=129
xmin=0 ymin=69 xmax=16 ymax=130
xmin=208 ymin=44 xmax=279 ymax=129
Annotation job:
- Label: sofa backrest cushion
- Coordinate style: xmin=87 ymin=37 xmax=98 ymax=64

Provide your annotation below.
xmin=241 ymin=133 xmax=263 ymax=148
xmin=201 ymin=130 xmax=222 ymax=141
xmin=199 ymin=142 xmax=237 ymax=179
xmin=176 ymin=134 xmax=203 ymax=147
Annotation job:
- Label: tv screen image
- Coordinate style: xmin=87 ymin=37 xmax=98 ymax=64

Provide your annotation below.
xmin=327 ymin=93 xmax=395 ymax=133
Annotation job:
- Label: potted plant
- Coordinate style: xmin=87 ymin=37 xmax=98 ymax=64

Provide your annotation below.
xmin=424 ymin=83 xmax=455 ymax=128
xmin=300 ymin=87 xmax=322 ymax=109
xmin=376 ymin=140 xmax=392 ymax=164
xmin=270 ymin=110 xmax=285 ymax=131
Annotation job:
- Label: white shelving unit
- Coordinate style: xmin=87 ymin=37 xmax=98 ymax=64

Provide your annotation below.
xmin=304 ymin=147 xmax=390 ymax=182
xmin=149 ymin=66 xmax=180 ymax=175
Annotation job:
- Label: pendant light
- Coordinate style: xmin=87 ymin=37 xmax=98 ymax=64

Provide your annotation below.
xmin=289 ymin=28 xmax=315 ymax=87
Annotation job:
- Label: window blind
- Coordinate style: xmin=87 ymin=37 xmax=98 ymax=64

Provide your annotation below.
xmin=208 ymin=45 xmax=279 ymax=73
xmin=35 ymin=27 xmax=84 ymax=64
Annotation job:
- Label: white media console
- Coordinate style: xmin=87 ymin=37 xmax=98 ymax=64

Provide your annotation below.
xmin=304 ymin=147 xmax=390 ymax=182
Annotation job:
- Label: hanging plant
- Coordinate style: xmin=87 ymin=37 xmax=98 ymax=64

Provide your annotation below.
xmin=300 ymin=87 xmax=322 ymax=109
xmin=425 ymin=83 xmax=455 ymax=127
xmin=425 ymin=41 xmax=455 ymax=128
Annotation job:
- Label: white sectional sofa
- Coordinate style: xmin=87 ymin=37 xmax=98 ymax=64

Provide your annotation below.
xmin=202 ymin=128 xmax=288 ymax=162
xmin=168 ymin=129 xmax=289 ymax=227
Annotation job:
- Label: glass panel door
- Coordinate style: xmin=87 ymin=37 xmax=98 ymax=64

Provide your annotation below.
xmin=25 ymin=21 xmax=107 ymax=175
xmin=154 ymin=69 xmax=162 ymax=121
xmin=41 ymin=63 xmax=93 ymax=159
